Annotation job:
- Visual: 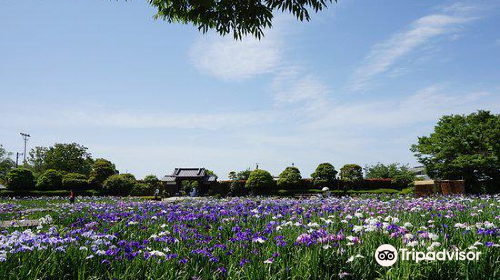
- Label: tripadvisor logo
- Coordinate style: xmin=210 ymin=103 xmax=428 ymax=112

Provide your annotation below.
xmin=375 ymin=244 xmax=481 ymax=266
xmin=375 ymin=244 xmax=398 ymax=266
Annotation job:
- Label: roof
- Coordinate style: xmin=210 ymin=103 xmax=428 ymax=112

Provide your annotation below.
xmin=162 ymin=175 xmax=176 ymax=182
xmin=161 ymin=168 xmax=217 ymax=182
xmin=414 ymin=180 xmax=435 ymax=185
xmin=173 ymin=168 xmax=206 ymax=178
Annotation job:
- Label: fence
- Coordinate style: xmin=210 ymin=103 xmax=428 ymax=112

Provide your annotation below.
xmin=414 ymin=180 xmax=465 ymax=197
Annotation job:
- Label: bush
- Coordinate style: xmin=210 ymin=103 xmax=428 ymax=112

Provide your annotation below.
xmin=143 ymin=174 xmax=160 ymax=189
xmin=245 ymin=169 xmax=275 ymax=195
xmin=6 ymin=168 xmax=34 ymax=191
xmin=400 ymin=187 xmax=415 ymax=195
xmin=36 ymin=169 xmax=62 ymax=190
xmin=62 ymin=173 xmax=89 ymax=190
xmin=130 ymin=182 xmax=152 ymax=196
xmin=277 ymin=166 xmax=302 ymax=190
xmin=229 ymin=180 xmax=246 ymax=196
xmin=103 ymin=174 xmax=136 ymax=196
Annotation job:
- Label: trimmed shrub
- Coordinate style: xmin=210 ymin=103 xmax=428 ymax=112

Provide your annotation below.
xmin=311 ymin=163 xmax=337 ymax=188
xmin=277 ymin=166 xmax=302 ymax=190
xmin=340 ymin=164 xmax=363 ymax=181
xmin=62 ymin=173 xmax=88 ymax=190
xmin=36 ymin=169 xmax=62 ymax=190
xmin=245 ymin=169 xmax=275 ymax=195
xmin=340 ymin=164 xmax=363 ymax=190
xmin=6 ymin=168 xmax=34 ymax=191
xmin=103 ymin=174 xmax=136 ymax=196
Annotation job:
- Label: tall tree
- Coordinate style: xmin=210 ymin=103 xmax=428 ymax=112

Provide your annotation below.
xmin=88 ymin=158 xmax=118 ymax=189
xmin=411 ymin=110 xmax=500 ymax=192
xmin=228 ymin=168 xmax=251 ymax=196
xmin=43 ymin=143 xmax=94 ymax=175
xmin=365 ymin=163 xmax=416 ymax=187
xmin=0 ymin=145 xmax=15 ymax=181
xmin=28 ymin=146 xmax=48 ymax=174
xmin=147 ymin=0 xmax=338 ymax=39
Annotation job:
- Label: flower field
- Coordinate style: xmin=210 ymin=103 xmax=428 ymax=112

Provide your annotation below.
xmin=0 ymin=195 xmax=499 ymax=280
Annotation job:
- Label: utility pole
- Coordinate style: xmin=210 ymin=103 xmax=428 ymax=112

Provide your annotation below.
xmin=20 ymin=133 xmax=30 ymax=165
xmin=15 ymin=152 xmax=23 ymax=168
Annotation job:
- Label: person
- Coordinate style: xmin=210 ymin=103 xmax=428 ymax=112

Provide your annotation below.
xmin=69 ymin=189 xmax=75 ymax=204
xmin=322 ymin=187 xmax=331 ymax=198
xmin=154 ymin=188 xmax=160 ymax=201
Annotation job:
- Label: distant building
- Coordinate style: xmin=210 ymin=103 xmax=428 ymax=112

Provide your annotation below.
xmin=161 ymin=168 xmax=217 ymax=195
xmin=409 ymin=166 xmax=430 ymax=180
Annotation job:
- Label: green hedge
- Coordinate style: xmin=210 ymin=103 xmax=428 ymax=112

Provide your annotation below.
xmin=348 ymin=188 xmax=400 ymax=194
xmin=0 ymin=189 xmax=99 ymax=197
xmin=206 ymin=182 xmax=231 ymax=197
xmin=275 ymin=188 xmax=403 ymax=197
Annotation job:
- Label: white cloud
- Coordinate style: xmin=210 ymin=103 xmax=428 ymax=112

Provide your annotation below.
xmin=272 ymin=67 xmax=330 ymax=113
xmin=347 ymin=3 xmax=481 ymax=91
xmin=189 ymin=32 xmax=281 ymax=81
xmin=0 ymin=106 xmax=280 ymax=131
xmin=2 ymin=84 xmax=497 ymax=179
xmin=308 ymin=84 xmax=498 ymax=130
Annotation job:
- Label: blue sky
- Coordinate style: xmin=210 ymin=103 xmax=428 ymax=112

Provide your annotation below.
xmin=1 ymin=0 xmax=499 ymax=179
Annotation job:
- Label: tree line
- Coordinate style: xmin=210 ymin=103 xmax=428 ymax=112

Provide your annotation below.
xmin=225 ymin=162 xmax=416 ymax=196
xmin=1 ymin=110 xmax=498 ymax=195
xmin=0 ymin=143 xmax=161 ymax=196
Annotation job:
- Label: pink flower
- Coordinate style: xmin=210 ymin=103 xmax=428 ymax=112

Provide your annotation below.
xmin=296 ymin=233 xmax=312 ymax=243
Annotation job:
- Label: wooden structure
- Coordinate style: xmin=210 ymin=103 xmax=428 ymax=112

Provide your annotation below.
xmin=414 ymin=180 xmax=465 ymax=197
xmin=161 ymin=168 xmax=217 ymax=196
